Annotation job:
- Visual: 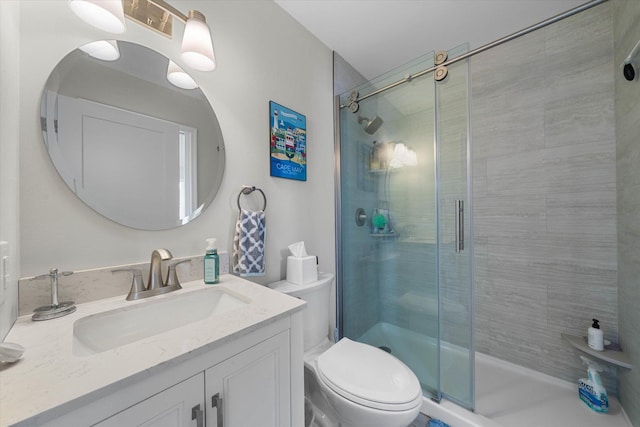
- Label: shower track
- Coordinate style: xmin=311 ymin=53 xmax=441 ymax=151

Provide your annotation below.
xmin=340 ymin=0 xmax=608 ymax=109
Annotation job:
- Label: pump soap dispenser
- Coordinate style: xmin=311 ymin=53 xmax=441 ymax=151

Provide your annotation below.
xmin=588 ymin=318 xmax=604 ymax=351
xmin=204 ymin=238 xmax=219 ymax=284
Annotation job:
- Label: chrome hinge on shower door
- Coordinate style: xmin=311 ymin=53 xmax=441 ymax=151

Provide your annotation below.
xmin=455 ymin=200 xmax=464 ymax=253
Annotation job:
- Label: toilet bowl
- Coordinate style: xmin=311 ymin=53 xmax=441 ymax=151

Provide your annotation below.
xmin=269 ymin=274 xmax=422 ymax=427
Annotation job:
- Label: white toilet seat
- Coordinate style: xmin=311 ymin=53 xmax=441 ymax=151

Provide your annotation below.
xmin=316 ymin=338 xmax=422 ymax=412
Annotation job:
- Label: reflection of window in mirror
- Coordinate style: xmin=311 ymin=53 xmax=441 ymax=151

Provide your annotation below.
xmin=179 ymin=129 xmax=198 ymax=224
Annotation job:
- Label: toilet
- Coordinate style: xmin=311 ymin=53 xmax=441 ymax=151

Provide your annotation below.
xmin=268 ymin=273 xmax=422 ymax=427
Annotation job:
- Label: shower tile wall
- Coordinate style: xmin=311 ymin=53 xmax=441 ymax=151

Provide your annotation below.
xmin=471 ymin=3 xmax=618 ymax=389
xmin=614 ymin=0 xmax=640 ymax=423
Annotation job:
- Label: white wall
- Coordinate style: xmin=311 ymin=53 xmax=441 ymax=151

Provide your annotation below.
xmin=18 ymin=1 xmax=335 ymax=287
xmin=0 ymin=1 xmax=21 ymax=339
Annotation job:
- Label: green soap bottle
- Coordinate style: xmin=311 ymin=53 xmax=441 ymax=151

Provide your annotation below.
xmin=204 ymin=238 xmax=219 ymax=284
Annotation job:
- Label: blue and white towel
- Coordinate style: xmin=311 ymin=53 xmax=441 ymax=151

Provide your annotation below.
xmin=232 ymin=208 xmax=266 ymax=276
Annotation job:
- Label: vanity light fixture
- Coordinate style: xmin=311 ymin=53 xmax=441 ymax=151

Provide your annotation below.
xmin=167 ymin=60 xmax=198 ymax=90
xmin=69 ymin=0 xmax=217 ymax=72
xmin=69 ymin=0 xmax=126 ymax=34
xmin=78 ymin=39 xmax=120 ymax=61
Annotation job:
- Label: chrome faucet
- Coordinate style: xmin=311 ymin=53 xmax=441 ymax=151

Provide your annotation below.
xmin=148 ymin=248 xmax=173 ymax=291
xmin=113 ymin=249 xmax=186 ymax=301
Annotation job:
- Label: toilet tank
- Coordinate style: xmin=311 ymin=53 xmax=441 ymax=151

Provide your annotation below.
xmin=268 ymin=273 xmax=334 ymax=351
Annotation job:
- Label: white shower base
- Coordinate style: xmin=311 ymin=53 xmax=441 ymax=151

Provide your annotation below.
xmin=358 ymin=322 xmax=631 ymax=427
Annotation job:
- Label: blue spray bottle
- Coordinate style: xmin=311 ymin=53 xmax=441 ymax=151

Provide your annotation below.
xmin=578 ymin=356 xmax=608 ymax=413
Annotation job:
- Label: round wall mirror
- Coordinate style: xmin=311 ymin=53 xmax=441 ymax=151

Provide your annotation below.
xmin=40 ymin=41 xmax=225 ymax=230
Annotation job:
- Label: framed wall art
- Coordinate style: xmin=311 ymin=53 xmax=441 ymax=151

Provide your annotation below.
xmin=269 ymin=101 xmax=307 ymax=181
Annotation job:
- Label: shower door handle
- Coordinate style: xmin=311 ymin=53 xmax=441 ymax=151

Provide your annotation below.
xmin=455 ymin=200 xmax=464 ymax=253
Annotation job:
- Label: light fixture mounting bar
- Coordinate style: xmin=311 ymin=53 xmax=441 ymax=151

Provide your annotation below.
xmin=147 ymin=0 xmax=188 ymax=23
xmin=123 ymin=0 xmax=189 ymax=38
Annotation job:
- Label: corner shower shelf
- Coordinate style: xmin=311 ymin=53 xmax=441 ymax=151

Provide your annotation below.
xmin=561 ymin=333 xmax=633 ymax=369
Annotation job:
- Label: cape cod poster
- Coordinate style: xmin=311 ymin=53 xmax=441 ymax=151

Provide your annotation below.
xmin=270 ymin=101 xmax=307 ymax=181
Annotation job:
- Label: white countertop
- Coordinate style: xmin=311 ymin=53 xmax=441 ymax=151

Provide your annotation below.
xmin=0 ymin=275 xmax=305 ymax=427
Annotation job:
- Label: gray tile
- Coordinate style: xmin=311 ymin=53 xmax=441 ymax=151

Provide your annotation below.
xmin=470 ymin=0 xmax=617 ymax=387
xmin=543 ymin=141 xmax=616 ymax=196
xmin=547 ymin=284 xmax=618 ymax=340
xmin=474 ymin=194 xmax=547 ymax=239
xmin=544 ymin=89 xmax=615 ymax=147
xmin=547 ymin=190 xmax=617 ymax=240
xmin=486 ymin=149 xmax=546 ymax=197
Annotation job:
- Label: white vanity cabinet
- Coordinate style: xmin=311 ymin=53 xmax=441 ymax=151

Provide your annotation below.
xmin=1 ymin=278 xmax=305 ymax=427
xmin=93 ymin=374 xmax=205 ymax=427
xmin=205 ymin=331 xmax=290 ymax=427
xmin=94 ymin=331 xmax=291 ymax=427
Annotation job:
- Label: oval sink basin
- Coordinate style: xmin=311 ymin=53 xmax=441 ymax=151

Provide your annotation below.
xmin=73 ymin=287 xmax=249 ymax=356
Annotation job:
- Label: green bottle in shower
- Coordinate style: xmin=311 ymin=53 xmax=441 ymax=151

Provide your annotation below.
xmin=204 ymin=238 xmax=219 ymax=284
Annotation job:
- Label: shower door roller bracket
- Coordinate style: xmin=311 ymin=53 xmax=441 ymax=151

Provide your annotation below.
xmin=435 ymin=66 xmax=448 ymax=82
xmin=348 ymin=91 xmax=360 ymax=113
xmin=435 ymin=51 xmax=448 ymax=65
xmin=355 ymin=208 xmax=367 ymax=227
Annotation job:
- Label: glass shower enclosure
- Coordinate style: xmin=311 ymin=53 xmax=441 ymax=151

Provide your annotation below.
xmin=336 ymin=46 xmax=474 ymax=408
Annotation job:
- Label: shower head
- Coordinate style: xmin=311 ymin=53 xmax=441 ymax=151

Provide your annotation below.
xmin=358 ymin=115 xmax=384 ymax=135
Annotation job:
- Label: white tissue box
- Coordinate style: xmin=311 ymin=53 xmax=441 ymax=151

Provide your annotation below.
xmin=286 ymin=256 xmax=317 ymax=285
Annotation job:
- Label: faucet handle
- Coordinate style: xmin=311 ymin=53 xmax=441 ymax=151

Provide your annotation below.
xmin=31 ymin=268 xmax=73 ymax=281
xmin=166 ymin=259 xmax=190 ymax=288
xmin=112 ymin=268 xmax=146 ymax=300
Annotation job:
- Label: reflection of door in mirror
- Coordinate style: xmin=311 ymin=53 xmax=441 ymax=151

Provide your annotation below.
xmin=55 ymin=96 xmax=198 ymax=230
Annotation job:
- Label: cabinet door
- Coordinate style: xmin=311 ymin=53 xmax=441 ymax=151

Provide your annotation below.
xmin=205 ymin=331 xmax=290 ymax=427
xmin=94 ymin=373 xmax=205 ymax=427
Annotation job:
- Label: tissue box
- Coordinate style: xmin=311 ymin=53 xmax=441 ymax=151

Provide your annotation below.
xmin=286 ymin=256 xmax=317 ymax=285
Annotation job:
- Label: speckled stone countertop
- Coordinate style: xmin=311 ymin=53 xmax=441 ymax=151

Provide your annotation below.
xmin=0 ymin=275 xmax=304 ymax=427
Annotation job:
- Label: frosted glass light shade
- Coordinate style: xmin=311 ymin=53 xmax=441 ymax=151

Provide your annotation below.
xmin=79 ymin=40 xmax=120 ymax=61
xmin=69 ymin=0 xmax=126 ymax=34
xmin=167 ymin=61 xmax=198 ymax=90
xmin=181 ymin=11 xmax=216 ymax=71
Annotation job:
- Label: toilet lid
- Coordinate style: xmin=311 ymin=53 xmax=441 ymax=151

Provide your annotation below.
xmin=316 ymin=338 xmax=421 ymax=411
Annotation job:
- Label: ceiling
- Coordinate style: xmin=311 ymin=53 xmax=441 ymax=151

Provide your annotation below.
xmin=274 ymin=0 xmax=588 ymax=80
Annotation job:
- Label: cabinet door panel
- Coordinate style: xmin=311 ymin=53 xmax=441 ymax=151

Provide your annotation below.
xmin=205 ymin=331 xmax=290 ymax=427
xmin=94 ymin=373 xmax=204 ymax=427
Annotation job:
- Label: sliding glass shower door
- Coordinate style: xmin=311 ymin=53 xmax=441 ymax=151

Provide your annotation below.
xmin=337 ymin=46 xmax=473 ymax=409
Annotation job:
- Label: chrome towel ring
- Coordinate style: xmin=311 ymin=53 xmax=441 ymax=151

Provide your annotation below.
xmin=237 ymin=186 xmax=267 ymax=211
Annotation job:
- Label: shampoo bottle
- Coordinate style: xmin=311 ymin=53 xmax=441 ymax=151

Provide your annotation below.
xmin=204 ymin=238 xmax=219 ymax=284
xmin=588 ymin=318 xmax=604 ymax=351
xmin=578 ymin=356 xmax=608 ymax=413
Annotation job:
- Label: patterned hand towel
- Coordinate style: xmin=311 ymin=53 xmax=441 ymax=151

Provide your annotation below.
xmin=232 ymin=208 xmax=266 ymax=276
